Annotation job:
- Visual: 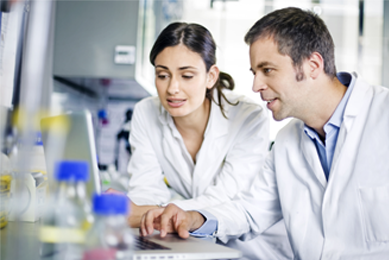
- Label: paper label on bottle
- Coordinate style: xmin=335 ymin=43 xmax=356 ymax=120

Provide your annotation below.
xmin=39 ymin=225 xmax=85 ymax=243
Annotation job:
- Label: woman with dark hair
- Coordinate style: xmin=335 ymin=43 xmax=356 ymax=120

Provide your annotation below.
xmin=112 ymin=22 xmax=292 ymax=259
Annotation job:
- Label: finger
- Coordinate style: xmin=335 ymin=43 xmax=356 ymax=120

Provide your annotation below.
xmin=173 ymin=210 xmax=192 ymax=239
xmin=159 ymin=205 xmax=178 ymax=237
xmin=104 ymin=188 xmax=122 ymax=194
xmin=141 ymin=208 xmax=165 ymax=236
xmin=176 ymin=221 xmax=190 ymax=239
xmin=139 ymin=213 xmax=147 ymax=236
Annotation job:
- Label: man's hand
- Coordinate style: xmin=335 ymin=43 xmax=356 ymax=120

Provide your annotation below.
xmin=140 ymin=204 xmax=206 ymax=239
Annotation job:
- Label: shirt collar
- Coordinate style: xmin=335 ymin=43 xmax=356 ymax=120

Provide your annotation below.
xmin=304 ymin=72 xmax=356 ymax=139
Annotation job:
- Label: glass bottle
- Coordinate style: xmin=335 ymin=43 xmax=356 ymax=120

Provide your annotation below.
xmin=39 ymin=160 xmax=93 ymax=260
xmin=83 ymin=193 xmax=133 ymax=260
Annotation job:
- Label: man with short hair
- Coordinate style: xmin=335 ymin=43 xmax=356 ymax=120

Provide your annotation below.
xmin=140 ymin=7 xmax=389 ymax=259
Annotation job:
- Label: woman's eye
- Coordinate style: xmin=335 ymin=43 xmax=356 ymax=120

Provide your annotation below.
xmin=157 ymin=74 xmax=169 ymax=79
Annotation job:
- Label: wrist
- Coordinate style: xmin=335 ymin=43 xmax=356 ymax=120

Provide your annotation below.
xmin=188 ymin=211 xmax=206 ymax=231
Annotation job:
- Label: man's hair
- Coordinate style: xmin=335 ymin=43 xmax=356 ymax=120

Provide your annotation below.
xmin=245 ymin=7 xmax=336 ymax=79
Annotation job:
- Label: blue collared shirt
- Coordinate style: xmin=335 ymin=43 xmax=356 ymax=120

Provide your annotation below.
xmin=303 ymin=72 xmax=355 ymax=180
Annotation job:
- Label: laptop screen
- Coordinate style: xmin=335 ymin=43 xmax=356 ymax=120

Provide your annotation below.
xmin=40 ymin=110 xmax=101 ymax=196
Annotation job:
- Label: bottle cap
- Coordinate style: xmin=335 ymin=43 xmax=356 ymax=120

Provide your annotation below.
xmin=35 ymin=132 xmax=43 ymax=146
xmin=55 ymin=160 xmax=89 ymax=182
xmin=93 ymin=193 xmax=129 ymax=215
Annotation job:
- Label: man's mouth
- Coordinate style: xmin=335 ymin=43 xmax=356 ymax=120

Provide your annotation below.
xmin=264 ymin=98 xmax=277 ymax=109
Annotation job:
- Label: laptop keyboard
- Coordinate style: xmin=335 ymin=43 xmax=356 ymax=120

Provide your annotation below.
xmin=134 ymin=236 xmax=171 ymax=250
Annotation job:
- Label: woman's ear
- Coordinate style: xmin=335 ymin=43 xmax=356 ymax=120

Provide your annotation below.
xmin=207 ymin=65 xmax=220 ymax=89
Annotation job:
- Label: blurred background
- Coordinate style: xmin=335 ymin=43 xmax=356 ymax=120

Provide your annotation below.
xmin=1 ymin=0 xmax=388 ymax=173
xmin=0 ymin=1 xmax=388 ymax=259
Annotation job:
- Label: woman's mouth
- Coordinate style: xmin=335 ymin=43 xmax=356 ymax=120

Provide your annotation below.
xmin=167 ymin=99 xmax=186 ymax=108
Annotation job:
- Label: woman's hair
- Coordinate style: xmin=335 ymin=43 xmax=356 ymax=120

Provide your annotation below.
xmin=150 ymin=22 xmax=237 ymax=118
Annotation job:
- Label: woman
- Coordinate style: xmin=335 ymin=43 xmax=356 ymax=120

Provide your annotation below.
xmin=124 ymin=22 xmax=292 ymax=259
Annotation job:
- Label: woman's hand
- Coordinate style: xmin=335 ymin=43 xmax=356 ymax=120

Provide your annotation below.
xmin=140 ymin=203 xmax=206 ymax=238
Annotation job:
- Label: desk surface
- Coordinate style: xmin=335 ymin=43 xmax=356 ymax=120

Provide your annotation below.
xmin=0 ymin=221 xmax=42 ymax=260
xmin=1 ymin=221 xmax=240 ymax=260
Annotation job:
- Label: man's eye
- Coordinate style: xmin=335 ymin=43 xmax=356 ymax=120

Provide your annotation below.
xmin=264 ymin=68 xmax=272 ymax=74
xmin=182 ymin=75 xmax=193 ymax=79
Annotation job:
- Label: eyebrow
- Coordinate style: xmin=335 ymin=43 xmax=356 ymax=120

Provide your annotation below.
xmin=155 ymin=65 xmax=169 ymax=70
xmin=250 ymin=61 xmax=277 ymax=71
xmin=155 ymin=65 xmax=198 ymax=71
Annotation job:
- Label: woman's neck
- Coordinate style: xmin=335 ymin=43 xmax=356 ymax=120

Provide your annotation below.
xmin=173 ymin=99 xmax=211 ymax=136
xmin=173 ymin=99 xmax=211 ymax=162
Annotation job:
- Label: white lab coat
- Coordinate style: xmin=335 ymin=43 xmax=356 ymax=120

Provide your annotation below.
xmin=127 ymin=90 xmax=293 ymax=259
xmin=205 ymin=73 xmax=389 ymax=259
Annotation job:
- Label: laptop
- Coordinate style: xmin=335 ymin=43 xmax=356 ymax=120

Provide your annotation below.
xmin=40 ymin=110 xmax=241 ymax=260
xmin=40 ymin=110 xmax=101 ymax=196
xmin=132 ymin=228 xmax=241 ymax=260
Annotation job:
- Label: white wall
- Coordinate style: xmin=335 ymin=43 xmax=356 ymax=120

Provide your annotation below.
xmin=166 ymin=0 xmax=385 ymax=140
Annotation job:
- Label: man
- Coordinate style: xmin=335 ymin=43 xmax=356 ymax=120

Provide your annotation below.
xmin=140 ymin=7 xmax=389 ymax=259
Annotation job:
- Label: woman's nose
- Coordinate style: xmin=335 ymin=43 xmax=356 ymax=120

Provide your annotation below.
xmin=167 ymin=77 xmax=180 ymax=95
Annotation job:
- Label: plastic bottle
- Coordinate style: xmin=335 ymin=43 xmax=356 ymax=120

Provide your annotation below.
xmin=29 ymin=131 xmax=47 ymax=174
xmin=83 ymin=193 xmax=133 ymax=260
xmin=0 ymin=153 xmax=12 ymax=228
xmin=7 ymin=132 xmax=48 ymax=222
xmin=39 ymin=160 xmax=94 ymax=260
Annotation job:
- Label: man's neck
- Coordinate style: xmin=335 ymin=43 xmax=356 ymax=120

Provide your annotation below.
xmin=303 ymin=76 xmax=348 ymax=138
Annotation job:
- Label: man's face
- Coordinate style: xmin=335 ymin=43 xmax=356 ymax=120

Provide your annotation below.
xmin=249 ymin=37 xmax=311 ymax=121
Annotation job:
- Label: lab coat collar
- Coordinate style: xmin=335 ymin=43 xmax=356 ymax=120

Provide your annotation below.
xmin=332 ymin=72 xmax=371 ymax=160
xmin=342 ymin=72 xmax=370 ymax=121
xmin=299 ymin=72 xmax=372 ymax=189
xmin=205 ymin=92 xmax=230 ymax=139
xmin=300 ymin=123 xmax=328 ymax=188
xmin=190 ymin=96 xmax=230 ymax=196
xmin=329 ymin=72 xmax=372 ymax=180
xmin=158 ymin=102 xmax=170 ymax=126
xmin=157 ymin=90 xmax=230 ymax=190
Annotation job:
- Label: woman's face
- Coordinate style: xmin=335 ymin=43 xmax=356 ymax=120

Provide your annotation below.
xmin=154 ymin=44 xmax=218 ymax=119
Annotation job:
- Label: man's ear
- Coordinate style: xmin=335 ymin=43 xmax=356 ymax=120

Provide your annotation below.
xmin=308 ymin=52 xmax=324 ymax=79
xmin=207 ymin=65 xmax=220 ymax=89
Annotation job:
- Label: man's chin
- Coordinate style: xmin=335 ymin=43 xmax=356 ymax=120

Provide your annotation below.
xmin=272 ymin=113 xmax=289 ymax=122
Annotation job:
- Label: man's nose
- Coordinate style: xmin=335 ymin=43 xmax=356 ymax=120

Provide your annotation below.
xmin=252 ymin=75 xmax=267 ymax=93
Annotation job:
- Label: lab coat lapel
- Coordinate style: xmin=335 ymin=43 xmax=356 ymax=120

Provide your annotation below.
xmin=300 ymin=124 xmax=328 ymax=188
xmin=329 ymin=73 xmax=372 ymax=183
xmin=301 ymin=73 xmax=372 ymax=190
xmin=191 ymin=100 xmax=229 ymax=197
xmin=159 ymin=107 xmax=192 ymax=187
